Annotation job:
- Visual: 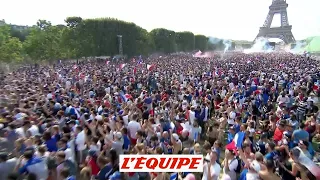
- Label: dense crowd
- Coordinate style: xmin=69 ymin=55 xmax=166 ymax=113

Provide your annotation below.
xmin=0 ymin=52 xmax=320 ymax=180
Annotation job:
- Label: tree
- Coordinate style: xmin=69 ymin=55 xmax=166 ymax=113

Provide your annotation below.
xmin=37 ymin=20 xmax=51 ymax=30
xmin=65 ymin=17 xmax=83 ymax=28
xmin=207 ymin=38 xmax=224 ymax=51
xmin=72 ymin=18 xmax=154 ymax=57
xmin=2 ymin=16 xmax=234 ymax=63
xmin=62 ymin=17 xmax=88 ymax=59
xmin=195 ymin=35 xmax=208 ymax=51
xmin=23 ymin=20 xmax=66 ymax=61
xmin=175 ymin=31 xmax=195 ymax=52
xmin=10 ymin=27 xmax=31 ymax=42
xmin=150 ymin=28 xmax=176 ymax=53
xmin=0 ymin=25 xmax=23 ymax=63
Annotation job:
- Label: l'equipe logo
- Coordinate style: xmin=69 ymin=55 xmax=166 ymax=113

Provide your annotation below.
xmin=119 ymin=154 xmax=204 ymax=172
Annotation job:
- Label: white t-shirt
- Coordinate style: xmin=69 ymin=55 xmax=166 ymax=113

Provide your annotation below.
xmin=221 ymin=89 xmax=227 ymax=98
xmin=248 ymin=128 xmax=255 ymax=137
xmin=105 ymin=87 xmax=110 ymax=94
xmin=105 ymin=131 xmax=114 ymax=142
xmin=127 ymin=120 xmax=141 ymax=139
xmin=246 ymin=172 xmax=260 ymax=180
xmin=64 ymin=148 xmax=75 ymax=163
xmin=202 ymin=162 xmax=221 ymax=180
xmin=229 ymin=82 xmax=235 ymax=90
xmin=223 ymin=158 xmax=238 ymax=180
xmin=182 ymin=122 xmax=192 ymax=132
xmin=122 ymin=115 xmax=129 ymax=126
xmin=75 ymin=131 xmax=86 ymax=151
xmin=66 ymin=81 xmax=71 ymax=89
xmin=28 ymin=125 xmax=40 ymax=136
xmin=228 ymin=111 xmax=236 ymax=125
xmin=16 ymin=127 xmax=26 ymax=138
xmin=277 ymin=96 xmax=288 ymax=104
xmin=189 ymin=111 xmax=196 ymax=125
xmin=189 ymin=126 xmax=202 ymax=140
xmin=204 ymin=106 xmax=209 ymax=122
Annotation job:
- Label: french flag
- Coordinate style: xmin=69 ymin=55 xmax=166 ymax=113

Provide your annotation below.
xmin=147 ymin=64 xmax=155 ymax=71
xmin=119 ymin=63 xmax=126 ymax=70
xmin=120 ymin=91 xmax=132 ymax=102
xmin=225 ymin=132 xmax=245 ymax=150
xmin=213 ymin=68 xmax=222 ymax=77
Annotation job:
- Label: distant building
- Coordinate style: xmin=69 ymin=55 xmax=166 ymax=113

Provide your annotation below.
xmin=0 ymin=20 xmax=31 ymax=30
xmin=0 ymin=19 xmax=5 ymax=26
xmin=10 ymin=24 xmax=30 ymax=30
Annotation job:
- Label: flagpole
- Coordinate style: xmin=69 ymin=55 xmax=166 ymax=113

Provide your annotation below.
xmin=117 ymin=35 xmax=123 ymax=56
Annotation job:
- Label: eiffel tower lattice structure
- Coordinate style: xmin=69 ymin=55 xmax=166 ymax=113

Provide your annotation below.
xmin=255 ymin=0 xmax=295 ymax=44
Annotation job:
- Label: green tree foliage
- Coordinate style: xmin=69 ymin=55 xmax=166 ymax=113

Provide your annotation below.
xmin=0 ymin=25 xmax=23 ymax=63
xmin=150 ymin=28 xmax=176 ymax=53
xmin=207 ymin=38 xmax=225 ymax=51
xmin=10 ymin=27 xmax=31 ymax=42
xmin=23 ymin=20 xmax=66 ymax=61
xmin=1 ymin=16 xmax=229 ymax=62
xmin=62 ymin=17 xmax=89 ymax=59
xmin=175 ymin=31 xmax=195 ymax=52
xmin=195 ymin=35 xmax=208 ymax=51
xmin=62 ymin=18 xmax=154 ymax=57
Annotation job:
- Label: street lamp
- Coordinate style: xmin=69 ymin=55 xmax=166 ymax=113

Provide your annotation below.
xmin=117 ymin=35 xmax=123 ymax=56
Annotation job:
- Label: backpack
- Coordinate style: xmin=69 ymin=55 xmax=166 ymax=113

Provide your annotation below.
xmin=231 ymin=157 xmax=242 ymax=173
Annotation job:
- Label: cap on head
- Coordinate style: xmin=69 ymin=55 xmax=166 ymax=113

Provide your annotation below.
xmin=250 ymin=160 xmax=261 ymax=172
xmin=172 ymin=133 xmax=179 ymax=141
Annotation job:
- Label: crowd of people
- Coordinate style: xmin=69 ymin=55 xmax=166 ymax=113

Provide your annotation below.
xmin=0 ymin=51 xmax=320 ymax=180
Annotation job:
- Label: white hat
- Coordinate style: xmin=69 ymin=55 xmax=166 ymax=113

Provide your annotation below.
xmin=95 ymin=115 xmax=103 ymax=121
xmin=250 ymin=160 xmax=261 ymax=172
xmin=172 ymin=133 xmax=180 ymax=141
xmin=115 ymin=132 xmax=122 ymax=139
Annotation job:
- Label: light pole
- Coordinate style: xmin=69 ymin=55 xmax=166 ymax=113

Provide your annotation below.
xmin=117 ymin=35 xmax=123 ymax=56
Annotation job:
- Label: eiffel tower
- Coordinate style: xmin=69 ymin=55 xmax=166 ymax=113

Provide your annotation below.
xmin=255 ymin=0 xmax=295 ymax=44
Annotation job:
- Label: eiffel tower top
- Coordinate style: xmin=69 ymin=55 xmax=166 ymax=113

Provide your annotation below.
xmin=272 ymin=0 xmax=286 ymax=3
xmin=255 ymin=0 xmax=295 ymax=44
xmin=270 ymin=0 xmax=288 ymax=8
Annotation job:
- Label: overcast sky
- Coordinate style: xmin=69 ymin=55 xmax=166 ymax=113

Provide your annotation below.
xmin=1 ymin=0 xmax=319 ymax=40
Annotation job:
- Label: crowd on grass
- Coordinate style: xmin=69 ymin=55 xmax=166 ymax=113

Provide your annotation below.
xmin=0 ymin=52 xmax=320 ymax=180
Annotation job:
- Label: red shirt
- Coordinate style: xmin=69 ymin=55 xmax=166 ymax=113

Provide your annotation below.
xmin=88 ymin=158 xmax=100 ymax=175
xmin=273 ymin=127 xmax=284 ymax=142
xmin=185 ymin=110 xmax=190 ymax=120
xmin=176 ymin=124 xmax=183 ymax=135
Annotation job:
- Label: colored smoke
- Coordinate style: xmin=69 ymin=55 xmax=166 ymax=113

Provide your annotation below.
xmin=223 ymin=39 xmax=232 ymax=53
xmin=208 ymin=37 xmax=221 ymax=44
xmin=290 ymin=41 xmax=307 ymax=54
xmin=243 ymin=37 xmax=274 ymax=53
xmin=193 ymin=50 xmax=212 ymax=58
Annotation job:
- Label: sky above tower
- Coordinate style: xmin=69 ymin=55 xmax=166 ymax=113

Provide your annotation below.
xmin=1 ymin=0 xmax=319 ymax=40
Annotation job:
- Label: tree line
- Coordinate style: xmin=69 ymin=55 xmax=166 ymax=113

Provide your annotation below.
xmin=0 ymin=17 xmax=236 ymax=63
